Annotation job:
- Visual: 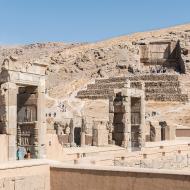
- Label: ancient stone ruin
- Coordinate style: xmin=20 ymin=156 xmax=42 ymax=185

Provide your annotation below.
xmin=77 ymin=74 xmax=188 ymax=101
xmin=0 ymin=59 xmax=47 ymax=160
xmin=0 ymin=24 xmax=190 ymax=190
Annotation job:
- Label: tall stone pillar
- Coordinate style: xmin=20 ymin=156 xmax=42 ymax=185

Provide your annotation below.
xmin=80 ymin=132 xmax=85 ymax=147
xmin=140 ymin=82 xmax=146 ymax=147
xmin=122 ymin=81 xmax=131 ymax=151
xmin=108 ymin=96 xmax=114 ymax=144
xmin=1 ymin=82 xmax=18 ymax=160
xmin=34 ymin=121 xmax=39 ymax=158
xmin=37 ymin=77 xmax=46 ymax=158
xmin=80 ymin=117 xmax=86 ymax=147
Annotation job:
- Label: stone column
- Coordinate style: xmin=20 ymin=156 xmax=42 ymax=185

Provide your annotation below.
xmin=37 ymin=77 xmax=46 ymax=158
xmin=1 ymin=82 xmax=18 ymax=160
xmin=140 ymin=82 xmax=146 ymax=148
xmin=121 ymin=81 xmax=131 ymax=151
xmin=80 ymin=132 xmax=85 ymax=147
xmin=68 ymin=118 xmax=76 ymax=147
xmin=34 ymin=121 xmax=39 ymax=158
xmin=108 ymin=96 xmax=114 ymax=144
xmin=0 ymin=88 xmax=7 ymax=134
xmin=80 ymin=117 xmax=86 ymax=147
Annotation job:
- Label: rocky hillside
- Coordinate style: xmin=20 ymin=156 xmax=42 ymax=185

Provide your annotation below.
xmin=0 ymin=24 xmax=190 ymax=99
xmin=1 ymin=23 xmax=190 ymax=128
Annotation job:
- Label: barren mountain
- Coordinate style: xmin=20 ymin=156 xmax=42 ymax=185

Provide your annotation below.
xmin=0 ymin=24 xmax=189 ymax=99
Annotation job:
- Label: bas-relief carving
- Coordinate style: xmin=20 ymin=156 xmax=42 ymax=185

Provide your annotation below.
xmin=19 ymin=125 xmax=33 ymax=146
xmin=139 ymin=41 xmax=183 ymax=74
xmin=18 ymin=106 xmax=37 ymax=123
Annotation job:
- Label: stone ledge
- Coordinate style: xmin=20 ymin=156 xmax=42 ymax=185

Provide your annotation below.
xmin=50 ymin=162 xmax=190 ymax=176
xmin=95 ymin=74 xmax=179 ymax=84
xmin=0 ymin=159 xmax=49 ymax=170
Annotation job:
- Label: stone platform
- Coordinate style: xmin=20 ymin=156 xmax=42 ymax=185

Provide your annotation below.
xmin=77 ymin=74 xmax=188 ymax=102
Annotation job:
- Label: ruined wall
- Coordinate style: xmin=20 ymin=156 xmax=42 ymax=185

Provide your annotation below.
xmin=139 ymin=41 xmax=181 ymax=72
xmin=82 ymin=99 xmax=109 ymax=133
xmin=50 ymin=165 xmax=190 ymax=190
xmin=46 ymin=134 xmax=66 ymax=161
xmin=77 ymin=74 xmax=188 ymax=102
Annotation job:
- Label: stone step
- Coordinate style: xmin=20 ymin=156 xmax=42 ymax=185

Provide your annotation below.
xmin=145 ymin=93 xmax=188 ymax=102
xmin=88 ymin=81 xmax=180 ymax=91
xmin=95 ymin=74 xmax=179 ymax=84
xmin=81 ymin=87 xmax=181 ymax=95
xmin=87 ymin=82 xmax=126 ymax=90
xmin=95 ymin=77 xmax=126 ymax=84
xmin=145 ymin=87 xmax=181 ymax=94
xmin=86 ymin=81 xmax=180 ymax=91
xmin=77 ymin=74 xmax=188 ymax=102
xmin=84 ymin=82 xmax=181 ymax=95
xmin=128 ymin=74 xmax=179 ymax=82
xmin=145 ymin=81 xmax=180 ymax=88
xmin=77 ymin=89 xmax=114 ymax=96
xmin=78 ymin=88 xmax=182 ymax=97
xmin=76 ymin=94 xmax=110 ymax=99
xmin=77 ymin=93 xmax=188 ymax=102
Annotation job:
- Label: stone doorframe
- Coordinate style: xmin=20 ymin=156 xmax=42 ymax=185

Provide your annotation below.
xmin=108 ymin=81 xmax=145 ymax=151
xmin=0 ymin=61 xmax=47 ymax=160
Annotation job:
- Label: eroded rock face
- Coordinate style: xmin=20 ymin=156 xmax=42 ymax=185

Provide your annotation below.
xmin=0 ymin=25 xmax=190 ymax=99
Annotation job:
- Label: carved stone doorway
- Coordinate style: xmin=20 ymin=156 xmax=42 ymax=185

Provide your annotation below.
xmin=17 ymin=86 xmax=38 ymax=158
xmin=112 ymin=92 xmax=125 ymax=146
xmin=160 ymin=121 xmax=167 ymax=141
xmin=131 ymin=97 xmax=141 ymax=151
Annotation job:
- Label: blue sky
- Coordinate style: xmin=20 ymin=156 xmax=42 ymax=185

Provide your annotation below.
xmin=0 ymin=0 xmax=189 ymax=44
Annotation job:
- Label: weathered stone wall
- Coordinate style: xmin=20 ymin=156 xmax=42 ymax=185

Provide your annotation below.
xmin=0 ymin=88 xmax=7 ymax=134
xmin=82 ymin=99 xmax=109 ymax=122
xmin=0 ymin=160 xmax=50 ymax=190
xmin=139 ymin=41 xmax=181 ymax=72
xmin=50 ymin=165 xmax=190 ymax=190
xmin=77 ymin=74 xmax=188 ymax=102
xmin=95 ymin=74 xmax=179 ymax=83
xmin=46 ymin=134 xmax=66 ymax=161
